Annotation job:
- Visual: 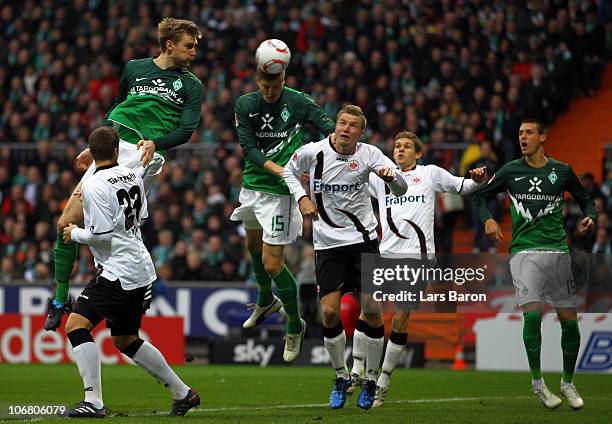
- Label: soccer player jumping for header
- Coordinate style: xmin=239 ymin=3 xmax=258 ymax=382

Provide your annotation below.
xmin=46 ymin=18 xmax=203 ymax=331
xmin=231 ymin=45 xmax=335 ymax=362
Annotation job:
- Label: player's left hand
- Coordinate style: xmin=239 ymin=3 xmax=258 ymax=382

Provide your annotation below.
xmin=577 ymin=217 xmax=594 ymax=235
xmin=378 ymin=167 xmax=395 ymax=182
xmin=137 ymin=139 xmax=156 ymax=167
xmin=63 ymin=223 xmax=78 ymax=244
xmin=469 ymin=166 xmax=489 ymax=183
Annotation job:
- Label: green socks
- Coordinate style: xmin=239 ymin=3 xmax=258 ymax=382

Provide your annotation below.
xmin=251 ymin=252 xmax=302 ymax=334
xmin=250 ymin=252 xmax=273 ymax=307
xmin=273 ymin=266 xmax=302 ymax=334
xmin=560 ymin=320 xmax=580 ymax=383
xmin=53 ymin=231 xmax=77 ymax=304
xmin=523 ymin=312 xmax=581 ymax=383
xmin=523 ymin=311 xmax=543 ymax=380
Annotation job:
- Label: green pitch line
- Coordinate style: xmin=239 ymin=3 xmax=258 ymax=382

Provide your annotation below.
xmin=0 ymin=364 xmax=610 ymax=423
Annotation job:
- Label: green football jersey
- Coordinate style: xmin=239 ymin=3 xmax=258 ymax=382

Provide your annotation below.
xmin=473 ymin=157 xmax=596 ymax=253
xmin=103 ymin=58 xmax=202 ymax=152
xmin=235 ymin=87 xmax=335 ymax=195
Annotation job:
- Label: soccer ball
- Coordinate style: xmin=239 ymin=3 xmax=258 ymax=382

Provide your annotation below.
xmin=255 ymin=39 xmax=291 ymax=74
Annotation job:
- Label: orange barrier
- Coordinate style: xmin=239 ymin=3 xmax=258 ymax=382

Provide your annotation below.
xmin=400 ymin=312 xmax=461 ymax=361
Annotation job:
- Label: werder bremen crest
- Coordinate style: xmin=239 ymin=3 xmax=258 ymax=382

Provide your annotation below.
xmin=173 ymin=78 xmax=183 ymax=91
xmin=548 ymin=169 xmax=558 ymax=184
xmin=281 ymin=106 xmax=290 ymax=122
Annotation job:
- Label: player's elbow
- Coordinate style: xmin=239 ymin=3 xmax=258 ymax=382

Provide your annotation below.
xmin=98 ymin=232 xmax=113 ymax=242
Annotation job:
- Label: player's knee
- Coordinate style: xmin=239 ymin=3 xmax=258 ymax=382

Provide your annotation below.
xmin=321 ymin=307 xmax=340 ymax=328
xmin=391 ymin=313 xmax=410 ymax=332
xmin=112 ymin=335 xmax=139 ymax=351
xmin=65 ymin=315 xmax=90 ymax=334
xmin=363 ymin=312 xmax=384 ymax=328
xmin=263 ymin=257 xmax=283 ymax=276
xmin=64 ymin=320 xmax=78 ymax=334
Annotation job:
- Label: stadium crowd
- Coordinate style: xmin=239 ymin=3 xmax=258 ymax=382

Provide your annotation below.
xmin=1 ymin=0 xmax=611 ymax=284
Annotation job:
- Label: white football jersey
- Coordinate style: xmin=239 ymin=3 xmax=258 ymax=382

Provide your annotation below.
xmin=284 ymin=137 xmax=405 ymax=250
xmin=79 ymin=164 xmax=156 ymax=289
xmin=369 ymin=164 xmax=480 ymax=256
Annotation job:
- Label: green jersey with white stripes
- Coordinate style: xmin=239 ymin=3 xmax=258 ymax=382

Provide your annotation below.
xmin=473 ymin=157 xmax=595 ymax=253
xmin=235 ymin=87 xmax=335 ymax=195
xmin=103 ymin=58 xmax=202 ymax=152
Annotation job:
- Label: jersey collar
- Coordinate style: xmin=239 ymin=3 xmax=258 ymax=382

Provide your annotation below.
xmin=328 ymin=136 xmax=358 ymax=156
xmin=94 ymin=163 xmax=119 ymax=174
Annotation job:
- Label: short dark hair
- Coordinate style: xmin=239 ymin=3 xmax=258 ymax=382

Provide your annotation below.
xmin=521 ymin=118 xmax=546 ymax=134
xmin=89 ymin=127 xmax=119 ymax=162
xmin=157 ymin=17 xmax=202 ymax=52
xmin=394 ymin=131 xmax=422 ymax=153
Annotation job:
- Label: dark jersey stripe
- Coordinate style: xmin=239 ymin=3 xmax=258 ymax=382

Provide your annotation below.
xmin=336 ymin=208 xmax=370 ymax=243
xmin=403 ymin=219 xmax=427 ymax=256
xmin=384 ymin=185 xmax=427 ymax=256
xmin=314 ymin=151 xmax=344 ymax=229
xmin=384 ymin=185 xmax=409 ymax=240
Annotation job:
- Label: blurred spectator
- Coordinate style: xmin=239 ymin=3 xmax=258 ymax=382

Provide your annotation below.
xmin=592 ymin=227 xmax=611 ymax=254
xmin=580 ymin=172 xmax=604 ymax=201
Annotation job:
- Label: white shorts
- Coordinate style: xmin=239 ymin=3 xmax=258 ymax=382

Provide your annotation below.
xmin=82 ymin=139 xmax=165 ymax=194
xmin=509 ymin=250 xmax=577 ymax=309
xmin=230 ymin=188 xmax=302 ymax=245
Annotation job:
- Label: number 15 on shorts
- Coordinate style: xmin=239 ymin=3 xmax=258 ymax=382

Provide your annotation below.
xmin=271 ymin=215 xmax=284 ymax=232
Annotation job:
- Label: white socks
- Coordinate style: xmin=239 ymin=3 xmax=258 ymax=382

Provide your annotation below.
xmin=132 ymin=341 xmax=189 ymax=400
xmin=377 ymin=340 xmax=405 ymax=388
xmin=324 ymin=331 xmax=348 ymax=378
xmin=350 ymin=329 xmax=366 ymax=376
xmin=365 ymin=335 xmax=384 ymax=382
xmin=73 ymin=342 xmax=103 ymax=408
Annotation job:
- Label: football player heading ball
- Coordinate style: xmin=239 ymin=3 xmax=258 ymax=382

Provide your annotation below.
xmin=231 ymin=38 xmax=335 ymax=363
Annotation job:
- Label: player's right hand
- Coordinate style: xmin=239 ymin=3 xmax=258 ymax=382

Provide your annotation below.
xmin=63 ymin=223 xmax=78 ymax=244
xmin=298 ymin=196 xmax=318 ymax=220
xmin=484 ymin=218 xmax=503 ymax=244
xmin=75 ymin=148 xmax=93 ymax=172
xmin=378 ymin=167 xmax=395 ymax=182
xmin=577 ymin=217 xmax=594 ymax=235
xmin=137 ymin=139 xmax=156 ymax=167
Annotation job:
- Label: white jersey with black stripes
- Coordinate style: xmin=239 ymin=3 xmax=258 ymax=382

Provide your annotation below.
xmin=284 ymin=137 xmax=407 ymax=250
xmin=76 ymin=164 xmax=156 ymax=289
xmin=369 ymin=164 xmax=480 ymax=257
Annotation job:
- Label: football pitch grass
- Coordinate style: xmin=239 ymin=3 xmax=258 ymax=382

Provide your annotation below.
xmin=0 ymin=364 xmax=610 ymax=423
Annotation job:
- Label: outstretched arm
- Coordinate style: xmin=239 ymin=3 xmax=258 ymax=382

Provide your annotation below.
xmin=472 ymin=166 xmax=509 ymax=244
xmin=377 ymin=167 xmax=407 ymax=196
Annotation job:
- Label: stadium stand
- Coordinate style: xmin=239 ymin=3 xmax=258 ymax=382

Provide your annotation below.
xmin=1 ymin=0 xmax=610 ymax=297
